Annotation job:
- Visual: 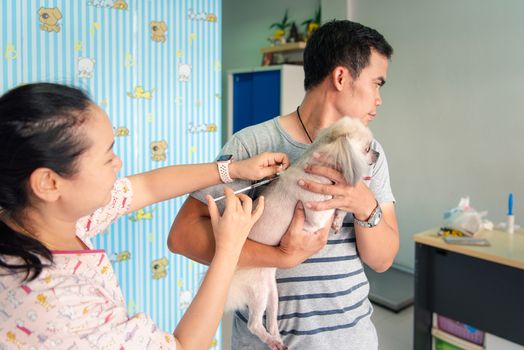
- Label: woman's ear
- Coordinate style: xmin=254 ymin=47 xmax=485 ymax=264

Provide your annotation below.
xmin=331 ymin=66 xmax=350 ymax=92
xmin=28 ymin=168 xmax=61 ymax=202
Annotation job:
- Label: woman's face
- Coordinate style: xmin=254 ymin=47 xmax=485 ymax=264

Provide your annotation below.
xmin=58 ymin=104 xmax=122 ymax=219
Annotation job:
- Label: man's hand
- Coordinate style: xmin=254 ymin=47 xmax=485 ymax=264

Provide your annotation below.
xmin=299 ymin=164 xmax=376 ymax=221
xmin=276 ymin=201 xmax=331 ymax=268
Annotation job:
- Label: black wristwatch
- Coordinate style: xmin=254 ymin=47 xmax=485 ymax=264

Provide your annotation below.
xmin=353 ymin=201 xmax=382 ymax=228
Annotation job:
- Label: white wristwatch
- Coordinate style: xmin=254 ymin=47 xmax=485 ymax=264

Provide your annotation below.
xmin=353 ymin=201 xmax=382 ymax=228
xmin=217 ymin=154 xmax=234 ymax=183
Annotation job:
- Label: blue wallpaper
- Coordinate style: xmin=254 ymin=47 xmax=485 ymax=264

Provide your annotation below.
xmin=0 ymin=0 xmax=222 ymax=347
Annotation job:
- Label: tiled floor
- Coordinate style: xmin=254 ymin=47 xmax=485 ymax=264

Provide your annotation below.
xmin=371 ymin=303 xmax=414 ymax=350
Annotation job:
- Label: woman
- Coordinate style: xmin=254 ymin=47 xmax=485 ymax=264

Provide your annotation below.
xmin=0 ymin=83 xmax=288 ymax=349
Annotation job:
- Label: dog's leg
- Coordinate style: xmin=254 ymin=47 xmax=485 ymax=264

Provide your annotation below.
xmin=246 ymin=291 xmax=270 ymax=343
xmin=246 ymin=274 xmax=287 ymax=350
xmin=332 ymin=209 xmax=347 ymax=234
xmin=266 ymin=279 xmax=279 ymax=336
xmin=266 ymin=277 xmax=287 ymax=350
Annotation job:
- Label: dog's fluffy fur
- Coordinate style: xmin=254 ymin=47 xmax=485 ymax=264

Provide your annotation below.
xmin=225 ymin=117 xmax=376 ymax=350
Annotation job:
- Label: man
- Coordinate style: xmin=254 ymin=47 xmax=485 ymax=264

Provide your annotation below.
xmin=168 ymin=20 xmax=399 ymax=350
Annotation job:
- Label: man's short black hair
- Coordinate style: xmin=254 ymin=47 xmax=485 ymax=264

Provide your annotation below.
xmin=303 ymin=20 xmax=393 ymax=90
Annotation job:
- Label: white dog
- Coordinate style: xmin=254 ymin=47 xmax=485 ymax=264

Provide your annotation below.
xmin=225 ymin=116 xmax=378 ymax=350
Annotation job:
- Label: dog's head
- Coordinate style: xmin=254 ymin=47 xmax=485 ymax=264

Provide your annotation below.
xmin=150 ymin=21 xmax=167 ymax=35
xmin=302 ymin=116 xmax=377 ymax=186
xmin=151 ymin=140 xmax=167 ymax=155
xmin=152 ymin=257 xmax=168 ymax=271
xmin=38 ymin=7 xmax=62 ymax=25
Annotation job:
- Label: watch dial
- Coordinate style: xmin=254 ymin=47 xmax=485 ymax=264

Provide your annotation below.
xmin=217 ymin=154 xmax=233 ymax=162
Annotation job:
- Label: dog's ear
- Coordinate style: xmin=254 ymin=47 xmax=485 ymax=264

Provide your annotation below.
xmin=52 ymin=8 xmax=62 ymax=20
xmin=344 ymin=137 xmax=369 ymax=186
xmin=330 ymin=135 xmax=360 ymax=186
xmin=306 ymin=117 xmax=371 ymax=185
xmin=329 ymin=129 xmax=368 ymax=186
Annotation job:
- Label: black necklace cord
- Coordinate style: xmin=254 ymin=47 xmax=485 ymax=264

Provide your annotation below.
xmin=296 ymin=106 xmax=313 ymax=143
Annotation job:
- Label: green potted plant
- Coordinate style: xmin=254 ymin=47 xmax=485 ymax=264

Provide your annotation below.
xmin=301 ymin=6 xmax=321 ymax=41
xmin=270 ymin=9 xmax=291 ymax=45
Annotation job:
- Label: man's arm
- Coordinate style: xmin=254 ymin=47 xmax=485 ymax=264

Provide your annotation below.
xmin=298 ymin=167 xmax=399 ymax=272
xmin=352 ymin=200 xmax=399 ymax=272
xmin=168 ymin=197 xmax=331 ymax=269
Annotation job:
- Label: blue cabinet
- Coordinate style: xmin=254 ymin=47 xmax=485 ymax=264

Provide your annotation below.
xmin=227 ymin=65 xmax=305 ymax=138
xmin=232 ymin=69 xmax=280 ymax=133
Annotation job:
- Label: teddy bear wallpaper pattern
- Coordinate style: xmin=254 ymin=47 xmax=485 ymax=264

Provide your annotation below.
xmin=0 ymin=0 xmax=222 ymax=347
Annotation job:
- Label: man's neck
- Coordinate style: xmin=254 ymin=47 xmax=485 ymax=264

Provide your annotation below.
xmin=280 ymin=90 xmax=342 ymax=143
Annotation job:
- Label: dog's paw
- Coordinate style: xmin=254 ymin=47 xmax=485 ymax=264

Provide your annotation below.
xmin=331 ymin=218 xmax=343 ymax=234
xmin=331 ymin=209 xmax=347 ymax=234
xmin=267 ymin=338 xmax=287 ymax=350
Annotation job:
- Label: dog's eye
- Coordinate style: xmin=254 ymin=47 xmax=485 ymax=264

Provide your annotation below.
xmin=152 ymin=146 xmax=158 ymax=151
xmin=42 ymin=13 xmax=49 ymax=19
xmin=152 ymin=26 xmax=158 ymax=31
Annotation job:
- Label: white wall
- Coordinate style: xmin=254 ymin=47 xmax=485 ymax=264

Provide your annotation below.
xmin=348 ymin=0 xmax=524 ymax=269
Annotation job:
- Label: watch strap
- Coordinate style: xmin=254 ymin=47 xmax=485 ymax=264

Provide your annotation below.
xmin=217 ymin=161 xmax=233 ymax=183
xmin=353 ymin=201 xmax=381 ymax=228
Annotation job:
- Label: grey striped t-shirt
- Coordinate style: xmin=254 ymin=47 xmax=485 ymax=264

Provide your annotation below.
xmin=192 ymin=117 xmax=395 ymax=350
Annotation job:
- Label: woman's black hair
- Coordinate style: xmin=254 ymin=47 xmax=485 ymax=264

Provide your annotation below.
xmin=0 ymin=83 xmax=93 ymax=281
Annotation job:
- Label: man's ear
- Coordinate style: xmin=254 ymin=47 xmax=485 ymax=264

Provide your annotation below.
xmin=28 ymin=168 xmax=62 ymax=203
xmin=331 ymin=66 xmax=351 ymax=92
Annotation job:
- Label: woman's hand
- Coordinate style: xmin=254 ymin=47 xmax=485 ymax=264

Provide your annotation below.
xmin=298 ymin=164 xmax=377 ymax=221
xmin=228 ymin=152 xmax=289 ymax=181
xmin=206 ymin=188 xmax=265 ymax=257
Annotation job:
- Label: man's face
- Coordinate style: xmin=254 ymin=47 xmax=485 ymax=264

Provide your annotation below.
xmin=340 ymin=50 xmax=389 ymax=126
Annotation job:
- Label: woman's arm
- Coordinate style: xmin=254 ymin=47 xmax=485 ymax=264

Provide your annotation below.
xmin=126 ymin=152 xmax=288 ymax=213
xmin=173 ymin=188 xmax=263 ymax=350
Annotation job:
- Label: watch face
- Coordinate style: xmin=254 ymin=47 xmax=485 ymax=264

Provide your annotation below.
xmin=371 ymin=206 xmax=382 ymax=226
xmin=354 ymin=204 xmax=382 ymax=228
xmin=217 ymin=154 xmax=233 ymax=162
